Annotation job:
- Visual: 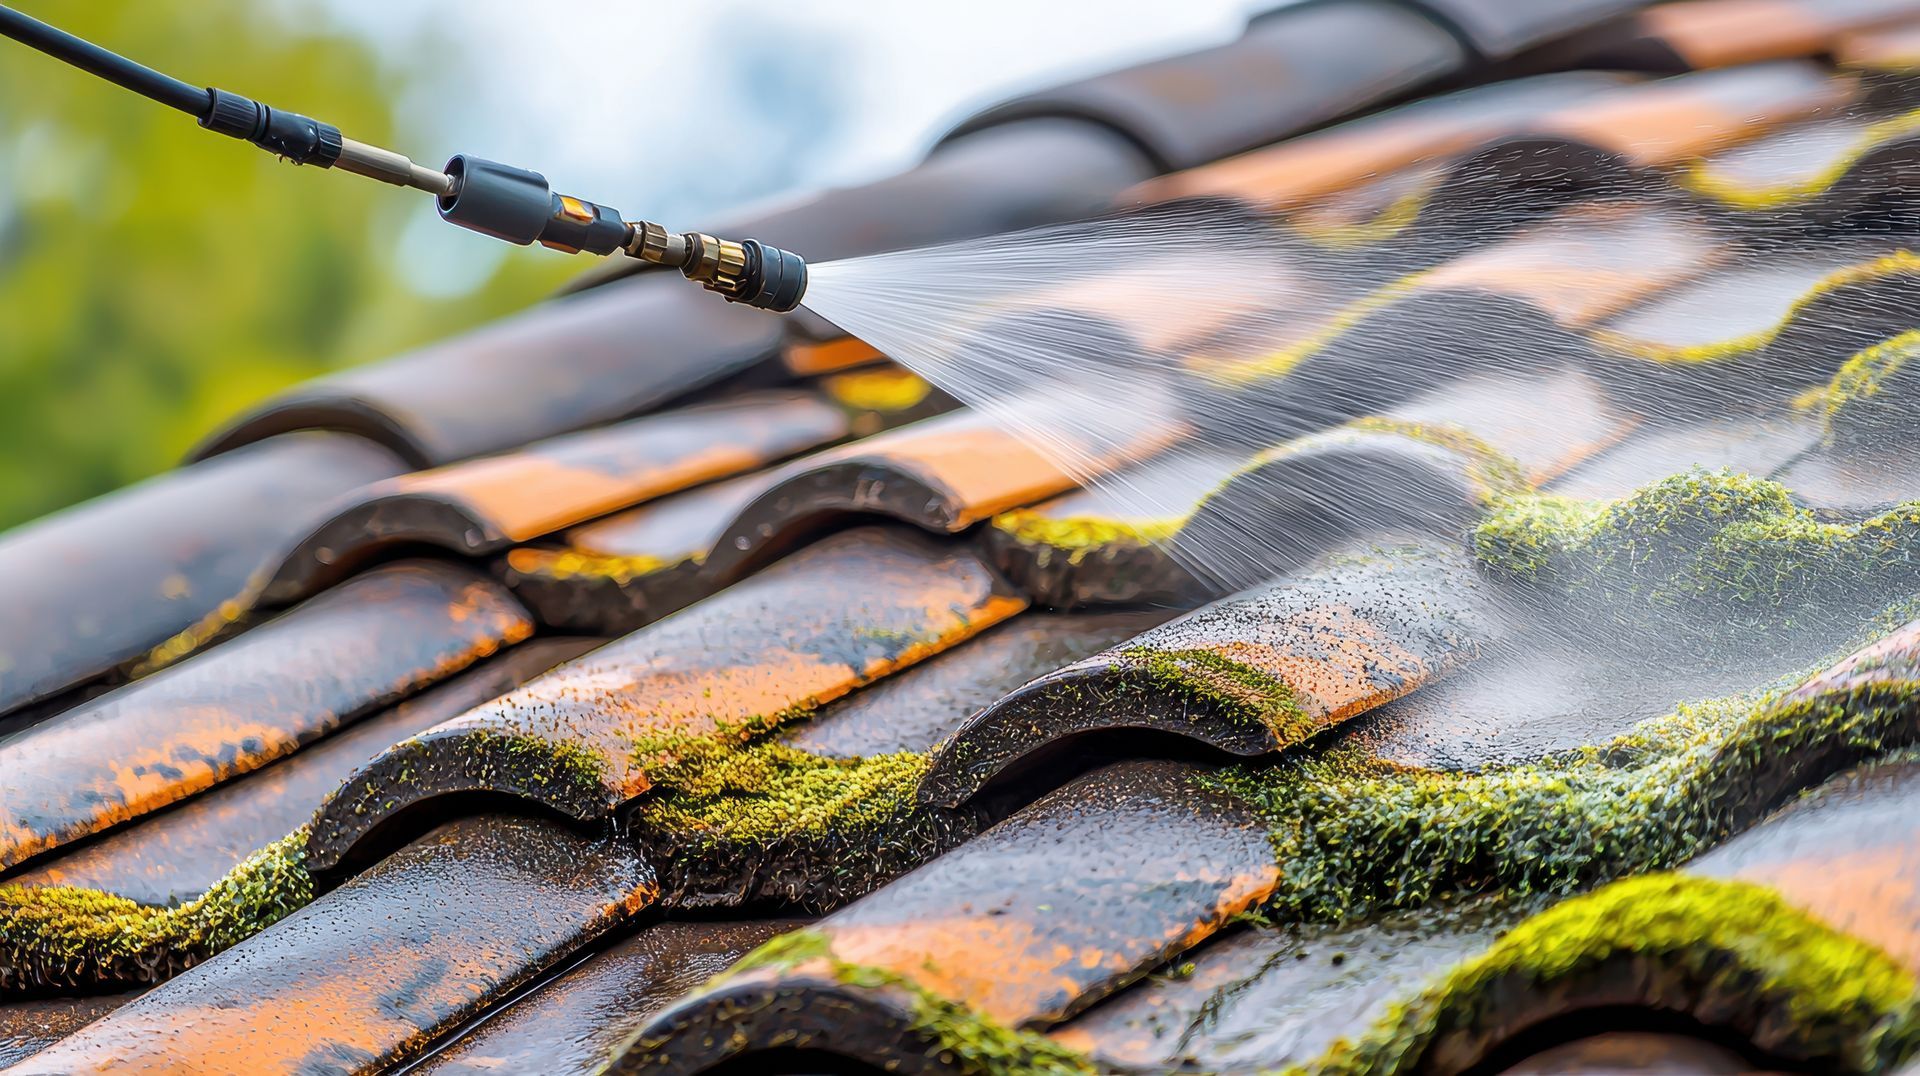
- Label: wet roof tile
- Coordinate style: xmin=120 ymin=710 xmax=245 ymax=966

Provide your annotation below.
xmin=10 ymin=814 xmax=653 ymax=1074
xmin=0 ymin=432 xmax=406 ymax=718
xmin=193 ymin=276 xmax=786 ymax=469
xmin=920 ymin=538 xmax=1494 ymax=807
xmin=260 ymin=391 xmax=851 ymax=605
xmin=1050 ymin=901 xmax=1515 ymax=1073
xmin=1576 ymin=0 xmax=1920 ymax=71
xmin=306 ymin=526 xmax=1025 ymax=873
xmin=3 ymin=638 xmax=592 ymax=907
xmin=0 ymin=561 xmax=530 ymax=873
xmin=414 ymin=919 xmax=803 ymax=1076
xmin=621 ymin=760 xmax=1276 ymax=1073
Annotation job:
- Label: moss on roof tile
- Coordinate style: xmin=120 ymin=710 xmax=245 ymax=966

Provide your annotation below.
xmin=1201 ymin=608 xmax=1920 ymax=926
xmin=0 ymin=828 xmax=313 ymax=992
xmin=1305 ymin=873 xmax=1920 ymax=1076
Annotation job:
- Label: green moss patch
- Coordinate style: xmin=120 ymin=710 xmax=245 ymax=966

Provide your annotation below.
xmin=631 ymin=731 xmax=980 ymax=910
xmin=0 ymin=828 xmax=314 ymax=993
xmin=1307 ymin=874 xmax=1920 ymax=1075
xmin=1473 ymin=469 xmax=1920 ymax=653
xmin=1203 ymin=624 xmax=1920 ymax=925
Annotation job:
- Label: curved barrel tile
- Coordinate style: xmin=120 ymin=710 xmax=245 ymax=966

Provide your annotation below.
xmin=307 ymin=527 xmax=1026 ymax=873
xmin=3 ymin=639 xmax=594 ymax=907
xmin=194 ymin=274 xmax=785 ymax=467
xmin=784 ymin=610 xmax=1175 ymax=760
xmin=1688 ymin=756 xmax=1920 ymax=972
xmin=414 ymin=919 xmax=803 ymax=1076
xmin=919 ymin=540 xmax=1495 ymax=807
xmin=615 ymin=760 xmax=1278 ymax=1075
xmin=697 ymin=410 xmax=1086 ymax=583
xmin=1591 ymin=248 xmax=1920 ymax=407
xmin=262 ymin=392 xmax=851 ymax=603
xmin=982 ymin=450 xmax=1241 ymax=610
xmin=0 ymin=432 xmax=407 ymax=718
xmin=9 ymin=815 xmax=656 ymax=1076
xmin=500 ymin=472 xmax=771 ymax=634
xmin=1201 ymin=203 xmax=1723 ymax=444
xmin=1567 ymin=0 xmax=1920 ymax=71
xmin=0 ymin=562 xmax=531 ymax=872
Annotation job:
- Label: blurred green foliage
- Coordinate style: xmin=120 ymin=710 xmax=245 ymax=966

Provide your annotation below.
xmin=0 ymin=1 xmax=576 ymax=529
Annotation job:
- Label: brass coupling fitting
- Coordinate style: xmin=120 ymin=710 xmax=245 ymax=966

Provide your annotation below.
xmin=623 ymin=220 xmax=808 ymax=313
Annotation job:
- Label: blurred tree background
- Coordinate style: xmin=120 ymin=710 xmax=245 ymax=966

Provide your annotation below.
xmin=0 ymin=1 xmax=575 ymax=530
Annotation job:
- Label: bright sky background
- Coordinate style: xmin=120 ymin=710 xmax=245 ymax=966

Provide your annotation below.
xmin=310 ymin=0 xmax=1265 ymax=294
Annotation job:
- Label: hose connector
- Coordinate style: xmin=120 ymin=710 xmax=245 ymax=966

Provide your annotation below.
xmin=430 ymin=154 xmax=807 ymax=311
xmin=624 ymin=223 xmax=807 ymax=312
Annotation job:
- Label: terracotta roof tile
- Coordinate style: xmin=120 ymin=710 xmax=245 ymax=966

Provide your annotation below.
xmin=0 ymin=561 xmax=531 ymax=873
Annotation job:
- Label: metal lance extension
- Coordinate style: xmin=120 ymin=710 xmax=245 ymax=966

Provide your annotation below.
xmin=0 ymin=4 xmax=809 ymax=313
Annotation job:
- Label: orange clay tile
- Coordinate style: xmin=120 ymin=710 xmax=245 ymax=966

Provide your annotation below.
xmin=4 ymin=639 xmax=592 ymax=907
xmin=618 ymin=761 xmax=1278 ymax=1073
xmin=1416 ymin=203 xmax=1724 ymax=328
xmin=0 ymin=994 xmax=137 ymax=1070
xmin=306 ymin=526 xmax=1025 ymax=872
xmin=0 ymin=561 xmax=531 ymax=872
xmin=785 ymin=334 xmax=887 ymax=376
xmin=1838 ymin=20 xmax=1920 ymax=70
xmin=13 ymin=815 xmax=655 ymax=1076
xmin=1127 ymin=72 xmax=1635 ymax=212
xmin=1686 ymin=623 xmax=1920 ymax=970
xmin=1636 ymin=0 xmax=1918 ymax=69
xmin=699 ymin=407 xmax=1183 ymax=583
xmin=261 ymin=392 xmax=849 ymax=603
xmin=920 ymin=540 xmax=1495 ymax=807
xmin=1529 ymin=60 xmax=1851 ymax=167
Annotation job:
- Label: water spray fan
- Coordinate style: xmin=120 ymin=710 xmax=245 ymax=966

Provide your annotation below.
xmin=0 ymin=4 xmax=810 ymax=312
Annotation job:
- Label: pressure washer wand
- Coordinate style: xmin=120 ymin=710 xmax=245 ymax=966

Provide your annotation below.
xmin=0 ymin=4 xmax=808 ymax=312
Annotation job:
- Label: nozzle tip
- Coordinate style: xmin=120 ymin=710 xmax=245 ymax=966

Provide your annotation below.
xmin=741 ymin=239 xmax=807 ymax=313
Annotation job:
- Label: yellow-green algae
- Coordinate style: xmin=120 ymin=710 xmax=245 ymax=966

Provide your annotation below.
xmin=1589 ymin=250 xmax=1920 ymax=365
xmin=988 ymin=511 xmax=1184 ymax=564
xmin=1301 ymin=874 xmax=1920 ymax=1076
xmin=1200 ymin=618 xmax=1920 ymax=925
xmin=1204 ymin=271 xmax=1433 ymax=386
xmin=0 ymin=829 xmax=313 ymax=992
xmin=822 ymin=367 xmax=935 ymax=413
xmin=1678 ymin=108 xmax=1920 ymax=212
xmin=636 ymin=925 xmax=1097 ymax=1076
xmin=1823 ymin=329 xmax=1920 ymax=445
xmin=994 ymin=415 xmax=1530 ymax=568
xmin=514 ymin=547 xmax=693 ymax=586
xmin=1118 ymin=645 xmax=1310 ymax=740
xmin=1287 ymin=183 xmax=1435 ymax=250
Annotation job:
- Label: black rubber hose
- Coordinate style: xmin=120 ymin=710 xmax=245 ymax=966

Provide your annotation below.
xmin=0 ymin=4 xmax=209 ymax=117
